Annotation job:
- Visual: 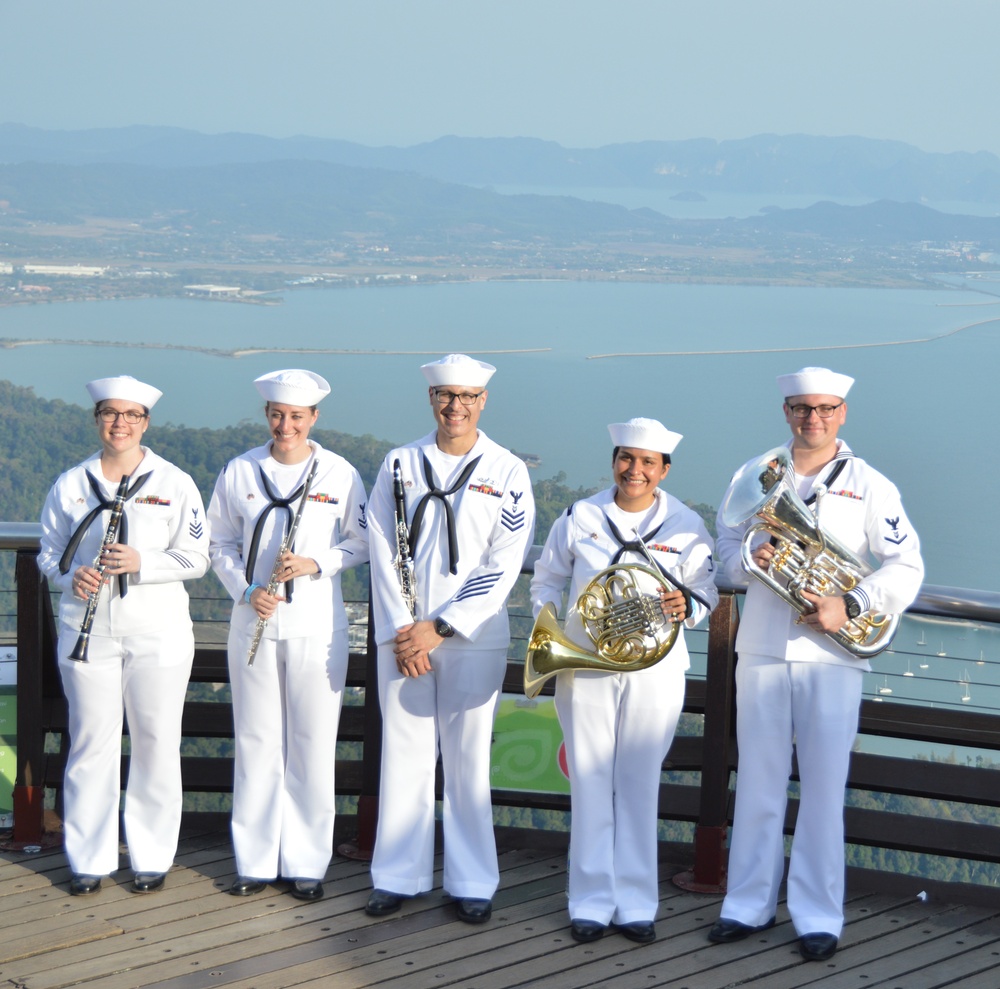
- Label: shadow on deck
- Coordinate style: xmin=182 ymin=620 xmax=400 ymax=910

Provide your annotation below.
xmin=3 ymin=825 xmax=1000 ymax=989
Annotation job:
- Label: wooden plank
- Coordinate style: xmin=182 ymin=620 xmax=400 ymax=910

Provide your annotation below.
xmin=849 ymin=752 xmax=1000 ymax=806
xmin=41 ymin=848 xmax=567 ymax=989
xmin=711 ymin=901 xmax=1000 ymax=989
xmin=0 ymin=918 xmax=124 ymax=964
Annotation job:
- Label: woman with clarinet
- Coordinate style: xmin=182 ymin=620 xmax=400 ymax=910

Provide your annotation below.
xmin=38 ymin=375 xmax=210 ymax=896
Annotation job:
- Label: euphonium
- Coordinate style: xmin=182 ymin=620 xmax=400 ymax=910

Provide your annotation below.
xmin=523 ymin=564 xmax=680 ymax=699
xmin=719 ymin=446 xmax=898 ymax=657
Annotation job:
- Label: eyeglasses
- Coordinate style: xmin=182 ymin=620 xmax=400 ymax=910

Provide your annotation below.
xmin=787 ymin=402 xmax=843 ymax=419
xmin=96 ymin=409 xmax=147 ymax=424
xmin=432 ymin=389 xmax=484 ymax=406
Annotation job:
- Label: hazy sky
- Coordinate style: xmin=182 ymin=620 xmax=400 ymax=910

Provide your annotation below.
xmin=3 ymin=0 xmax=999 ymax=155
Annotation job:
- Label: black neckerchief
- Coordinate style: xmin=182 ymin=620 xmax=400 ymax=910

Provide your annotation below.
xmin=58 ymin=469 xmax=152 ymax=598
xmin=244 ymin=462 xmax=311 ymax=602
xmin=604 ymin=513 xmax=662 ymax=566
xmin=408 ymin=452 xmax=483 ymax=575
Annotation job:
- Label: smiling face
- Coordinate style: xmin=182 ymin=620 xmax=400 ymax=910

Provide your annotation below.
xmin=95 ymin=399 xmax=149 ymax=459
xmin=784 ymin=392 xmax=847 ymax=459
xmin=266 ymin=401 xmax=318 ymax=464
xmin=429 ymin=385 xmax=487 ymax=455
xmin=612 ymin=446 xmax=670 ymax=512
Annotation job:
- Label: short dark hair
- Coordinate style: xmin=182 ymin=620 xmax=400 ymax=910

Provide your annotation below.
xmin=612 ymin=446 xmax=670 ymax=466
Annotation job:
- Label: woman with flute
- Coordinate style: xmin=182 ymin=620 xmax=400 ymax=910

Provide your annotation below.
xmin=208 ymin=369 xmax=369 ymax=901
xmin=530 ymin=417 xmax=718 ymax=944
xmin=38 ymin=375 xmax=210 ymax=895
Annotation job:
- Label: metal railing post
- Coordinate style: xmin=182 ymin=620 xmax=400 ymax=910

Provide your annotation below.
xmin=673 ymin=590 xmax=739 ymax=893
xmin=13 ymin=549 xmax=47 ymax=844
xmin=337 ymin=580 xmax=382 ymax=860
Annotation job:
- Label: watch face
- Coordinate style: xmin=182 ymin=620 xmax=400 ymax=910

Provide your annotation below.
xmin=435 ymin=618 xmax=454 ymax=637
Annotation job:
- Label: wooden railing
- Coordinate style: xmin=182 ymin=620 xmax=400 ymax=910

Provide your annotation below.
xmin=5 ymin=522 xmax=1000 ymax=892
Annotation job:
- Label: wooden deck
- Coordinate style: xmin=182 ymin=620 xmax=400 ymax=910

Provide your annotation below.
xmin=3 ymin=827 xmax=1000 ymax=989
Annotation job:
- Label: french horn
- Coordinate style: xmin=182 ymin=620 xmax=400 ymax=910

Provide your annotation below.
xmin=720 ymin=446 xmax=898 ymax=657
xmin=523 ymin=563 xmax=680 ymax=699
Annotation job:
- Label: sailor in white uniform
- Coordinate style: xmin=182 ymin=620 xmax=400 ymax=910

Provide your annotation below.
xmin=531 ymin=418 xmax=717 ymax=944
xmin=38 ymin=375 xmax=209 ymax=896
xmin=709 ymin=367 xmax=924 ymax=962
xmin=208 ymin=369 xmax=369 ymax=901
xmin=364 ymin=354 xmax=535 ymax=924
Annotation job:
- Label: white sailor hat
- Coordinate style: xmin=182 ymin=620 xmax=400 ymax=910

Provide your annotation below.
xmin=608 ymin=417 xmax=683 ymax=455
xmin=254 ymin=369 xmax=331 ymax=406
xmin=421 ymin=354 xmax=496 ymax=388
xmin=777 ymin=366 xmax=854 ymax=399
xmin=86 ymin=375 xmax=162 ymax=410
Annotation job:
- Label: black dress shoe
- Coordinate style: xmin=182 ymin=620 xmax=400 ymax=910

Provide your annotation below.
xmin=799 ymin=932 xmax=838 ymax=961
xmin=617 ymin=921 xmax=656 ymax=944
xmin=708 ymin=915 xmax=776 ymax=943
xmin=230 ymin=876 xmax=268 ymax=896
xmin=130 ymin=872 xmax=166 ymax=893
xmin=366 ymin=888 xmax=404 ymax=916
xmin=291 ymin=879 xmax=324 ymax=901
xmin=456 ymin=898 xmax=492 ymax=924
xmin=570 ymin=919 xmax=607 ymax=943
xmin=69 ymin=874 xmax=102 ymax=896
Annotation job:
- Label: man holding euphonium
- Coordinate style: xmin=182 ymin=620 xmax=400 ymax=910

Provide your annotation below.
xmin=709 ymin=367 xmax=923 ymax=961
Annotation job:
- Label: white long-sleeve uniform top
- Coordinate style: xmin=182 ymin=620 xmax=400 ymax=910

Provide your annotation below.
xmin=208 ymin=441 xmax=369 ymax=638
xmin=368 ymin=430 xmax=535 ymax=651
xmin=715 ymin=439 xmax=924 ymax=671
xmin=38 ymin=447 xmax=210 ymax=636
xmin=530 ymin=487 xmax=718 ymax=672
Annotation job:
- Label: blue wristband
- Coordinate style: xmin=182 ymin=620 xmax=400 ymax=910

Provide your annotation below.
xmin=244 ymin=583 xmax=261 ymax=604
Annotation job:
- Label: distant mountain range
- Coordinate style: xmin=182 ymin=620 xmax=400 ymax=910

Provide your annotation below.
xmin=3 ymin=124 xmax=1000 ymax=202
xmin=2 ymin=125 xmax=1000 ymax=265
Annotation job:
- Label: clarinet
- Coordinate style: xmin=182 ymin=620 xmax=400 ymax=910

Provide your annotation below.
xmin=392 ymin=459 xmax=417 ymax=614
xmin=69 ymin=475 xmax=131 ymax=663
xmin=247 ymin=458 xmax=318 ymax=666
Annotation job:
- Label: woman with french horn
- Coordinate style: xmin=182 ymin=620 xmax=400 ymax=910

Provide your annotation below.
xmin=38 ymin=375 xmax=210 ymax=896
xmin=530 ymin=417 xmax=718 ymax=945
xmin=207 ymin=369 xmax=369 ymax=902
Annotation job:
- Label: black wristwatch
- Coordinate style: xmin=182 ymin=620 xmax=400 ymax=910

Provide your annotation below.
xmin=842 ymin=593 xmax=862 ymax=620
xmin=434 ymin=617 xmax=455 ymax=638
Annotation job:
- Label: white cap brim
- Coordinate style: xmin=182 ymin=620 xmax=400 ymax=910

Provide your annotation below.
xmin=421 ymin=354 xmax=496 ymax=388
xmin=608 ymin=417 xmax=682 ymax=455
xmin=777 ymin=366 xmax=854 ymax=399
xmin=254 ymin=368 xmax=331 ymax=406
xmin=86 ymin=375 xmax=162 ymax=409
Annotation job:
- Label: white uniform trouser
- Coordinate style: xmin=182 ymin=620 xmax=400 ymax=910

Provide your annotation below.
xmin=721 ymin=654 xmax=863 ymax=938
xmin=228 ymin=625 xmax=348 ymax=881
xmin=555 ymin=660 xmax=685 ymax=925
xmin=371 ymin=646 xmax=506 ymax=900
xmin=57 ymin=623 xmax=193 ymax=877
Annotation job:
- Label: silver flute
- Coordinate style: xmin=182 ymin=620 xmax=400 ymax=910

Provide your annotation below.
xmin=392 ymin=458 xmax=417 ymax=614
xmin=69 ymin=474 xmax=131 ymax=663
xmin=247 ymin=458 xmax=318 ymax=666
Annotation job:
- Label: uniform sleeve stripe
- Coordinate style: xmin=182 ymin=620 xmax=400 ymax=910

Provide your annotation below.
xmin=455 ymin=573 xmax=502 ymax=601
xmin=165 ymin=550 xmax=195 ymax=569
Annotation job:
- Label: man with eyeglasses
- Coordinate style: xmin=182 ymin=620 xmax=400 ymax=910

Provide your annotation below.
xmin=709 ymin=367 xmax=923 ymax=961
xmin=364 ymin=354 xmax=535 ymax=925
